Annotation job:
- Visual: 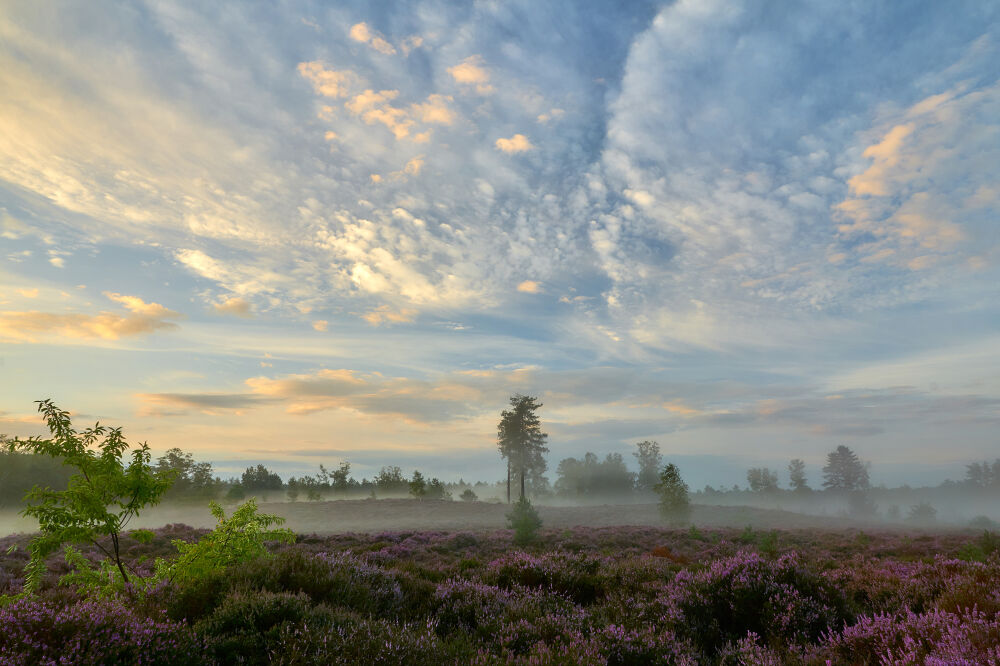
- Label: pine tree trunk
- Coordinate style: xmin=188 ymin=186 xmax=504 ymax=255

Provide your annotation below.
xmin=506 ymin=460 xmax=511 ymax=503
xmin=520 ymin=462 xmax=525 ymax=501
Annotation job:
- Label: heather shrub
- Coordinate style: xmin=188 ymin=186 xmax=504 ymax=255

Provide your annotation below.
xmin=596 ymin=624 xmax=698 ymax=665
xmin=270 ymin=613 xmax=462 ymax=665
xmin=0 ymin=597 xmax=204 ymax=665
xmin=491 ymin=610 xmax=589 ymax=657
xmin=434 ymin=577 xmax=581 ymax=644
xmin=484 ymin=550 xmax=610 ymax=604
xmin=817 ymin=608 xmax=1000 ymax=665
xmin=228 ymin=549 xmax=404 ymax=618
xmin=665 ymin=550 xmax=848 ymax=655
xmin=162 ymin=565 xmax=232 ymax=623
xmin=434 ymin=578 xmax=520 ymax=635
xmin=195 ymin=589 xmax=318 ymax=664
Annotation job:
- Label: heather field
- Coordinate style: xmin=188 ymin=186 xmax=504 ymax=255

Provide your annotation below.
xmin=2 ymin=512 xmax=1000 ymax=665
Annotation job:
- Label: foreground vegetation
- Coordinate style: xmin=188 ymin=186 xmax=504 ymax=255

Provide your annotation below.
xmin=2 ymin=524 xmax=1000 ymax=664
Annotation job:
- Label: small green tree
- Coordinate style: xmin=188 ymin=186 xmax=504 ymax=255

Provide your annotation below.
xmin=506 ymin=496 xmax=542 ymax=545
xmin=10 ymin=400 xmax=175 ymax=593
xmin=460 ymin=488 xmax=478 ymax=502
xmin=656 ymin=463 xmax=691 ymax=526
xmin=409 ymin=470 xmax=427 ymax=499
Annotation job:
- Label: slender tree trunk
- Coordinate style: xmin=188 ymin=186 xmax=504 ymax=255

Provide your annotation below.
xmin=506 ymin=460 xmax=511 ymax=504
xmin=520 ymin=462 xmax=525 ymax=501
xmin=111 ymin=532 xmax=130 ymax=590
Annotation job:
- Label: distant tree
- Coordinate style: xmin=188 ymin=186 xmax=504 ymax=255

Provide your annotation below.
xmin=633 ymin=440 xmax=662 ymax=492
xmin=409 ymin=470 xmax=427 ymax=499
xmin=460 ymin=488 xmax=478 ymax=502
xmin=320 ymin=461 xmax=352 ymax=494
xmin=746 ymin=467 xmax=779 ymax=492
xmin=497 ymin=394 xmax=549 ymax=502
xmin=965 ymin=460 xmax=1000 ymax=490
xmin=788 ymin=459 xmax=810 ymax=492
xmin=286 ymin=478 xmax=300 ymax=502
xmin=555 ymin=452 xmax=635 ymax=498
xmin=155 ymin=447 xmax=217 ymax=502
xmin=822 ymin=445 xmax=869 ymax=492
xmin=241 ymin=464 xmax=283 ymax=498
xmin=10 ymin=400 xmax=174 ymax=593
xmin=907 ymin=502 xmax=937 ymax=523
xmin=374 ymin=465 xmax=408 ymax=496
xmin=0 ymin=438 xmax=75 ymax=508
xmin=656 ymin=463 xmax=691 ymax=525
xmin=425 ymin=478 xmax=452 ymax=501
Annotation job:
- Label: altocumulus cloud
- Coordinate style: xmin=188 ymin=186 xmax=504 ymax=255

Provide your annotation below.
xmin=0 ymin=292 xmax=181 ymax=342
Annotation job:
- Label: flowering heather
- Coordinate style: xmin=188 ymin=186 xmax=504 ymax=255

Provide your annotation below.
xmin=2 ymin=523 xmax=998 ymax=664
xmin=0 ymin=597 xmax=203 ymax=665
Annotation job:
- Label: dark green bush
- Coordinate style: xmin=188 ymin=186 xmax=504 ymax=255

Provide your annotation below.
xmin=506 ymin=497 xmax=542 ymax=545
xmin=195 ymin=589 xmax=319 ymax=664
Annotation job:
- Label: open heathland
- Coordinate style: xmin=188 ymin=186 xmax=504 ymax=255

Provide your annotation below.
xmin=2 ymin=505 xmax=999 ymax=665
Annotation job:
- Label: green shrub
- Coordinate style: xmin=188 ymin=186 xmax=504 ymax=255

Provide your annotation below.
xmin=506 ymin=497 xmax=543 ymax=545
xmin=154 ymin=499 xmax=294 ymax=585
xmin=195 ymin=589 xmax=319 ymax=664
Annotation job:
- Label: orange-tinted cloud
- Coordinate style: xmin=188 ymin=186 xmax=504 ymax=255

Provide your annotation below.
xmin=0 ymin=293 xmax=181 ymax=342
xmin=297 ymin=61 xmax=353 ymax=98
xmin=495 ymin=134 xmax=534 ymax=153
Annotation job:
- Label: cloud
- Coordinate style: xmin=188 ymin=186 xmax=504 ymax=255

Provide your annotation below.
xmin=137 ymin=392 xmax=272 ymax=416
xmin=362 ymin=305 xmax=416 ymax=326
xmin=348 ymin=22 xmax=396 ymax=56
xmin=834 ymin=74 xmax=999 ymax=271
xmin=297 ymin=61 xmax=354 ymax=98
xmin=312 ymin=319 xmax=328 ymax=331
xmin=0 ymin=293 xmax=181 ymax=342
xmin=213 ymin=296 xmax=253 ymax=317
xmin=447 ymin=56 xmax=493 ymax=94
xmin=410 ymin=94 xmax=455 ymax=125
xmin=495 ymin=134 xmax=534 ymax=153
xmin=516 ymin=280 xmax=541 ymax=293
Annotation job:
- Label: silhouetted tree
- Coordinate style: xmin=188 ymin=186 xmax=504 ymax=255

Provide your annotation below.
xmin=746 ymin=467 xmax=779 ymax=492
xmin=320 ymin=461 xmax=352 ymax=494
xmin=0 ymin=435 xmax=74 ymax=508
xmin=497 ymin=394 xmax=548 ymax=502
xmin=822 ymin=445 xmax=869 ymax=491
xmin=460 ymin=488 xmax=478 ymax=502
xmin=155 ymin=447 xmax=217 ymax=501
xmin=555 ymin=452 xmax=635 ymax=498
xmin=241 ymin=464 xmax=283 ymax=498
xmin=373 ymin=465 xmax=408 ymax=496
xmin=424 ymin=477 xmax=452 ymax=501
xmin=409 ymin=470 xmax=427 ymax=498
xmin=788 ymin=458 xmax=810 ymax=492
xmin=633 ymin=440 xmax=662 ymax=492
xmin=965 ymin=459 xmax=1000 ymax=489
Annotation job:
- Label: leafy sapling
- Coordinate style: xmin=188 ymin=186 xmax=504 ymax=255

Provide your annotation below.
xmin=10 ymin=399 xmax=175 ymax=594
xmin=153 ymin=498 xmax=294 ymax=584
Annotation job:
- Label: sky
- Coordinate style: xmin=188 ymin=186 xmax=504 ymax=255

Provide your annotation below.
xmin=0 ymin=0 xmax=998 ymax=489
